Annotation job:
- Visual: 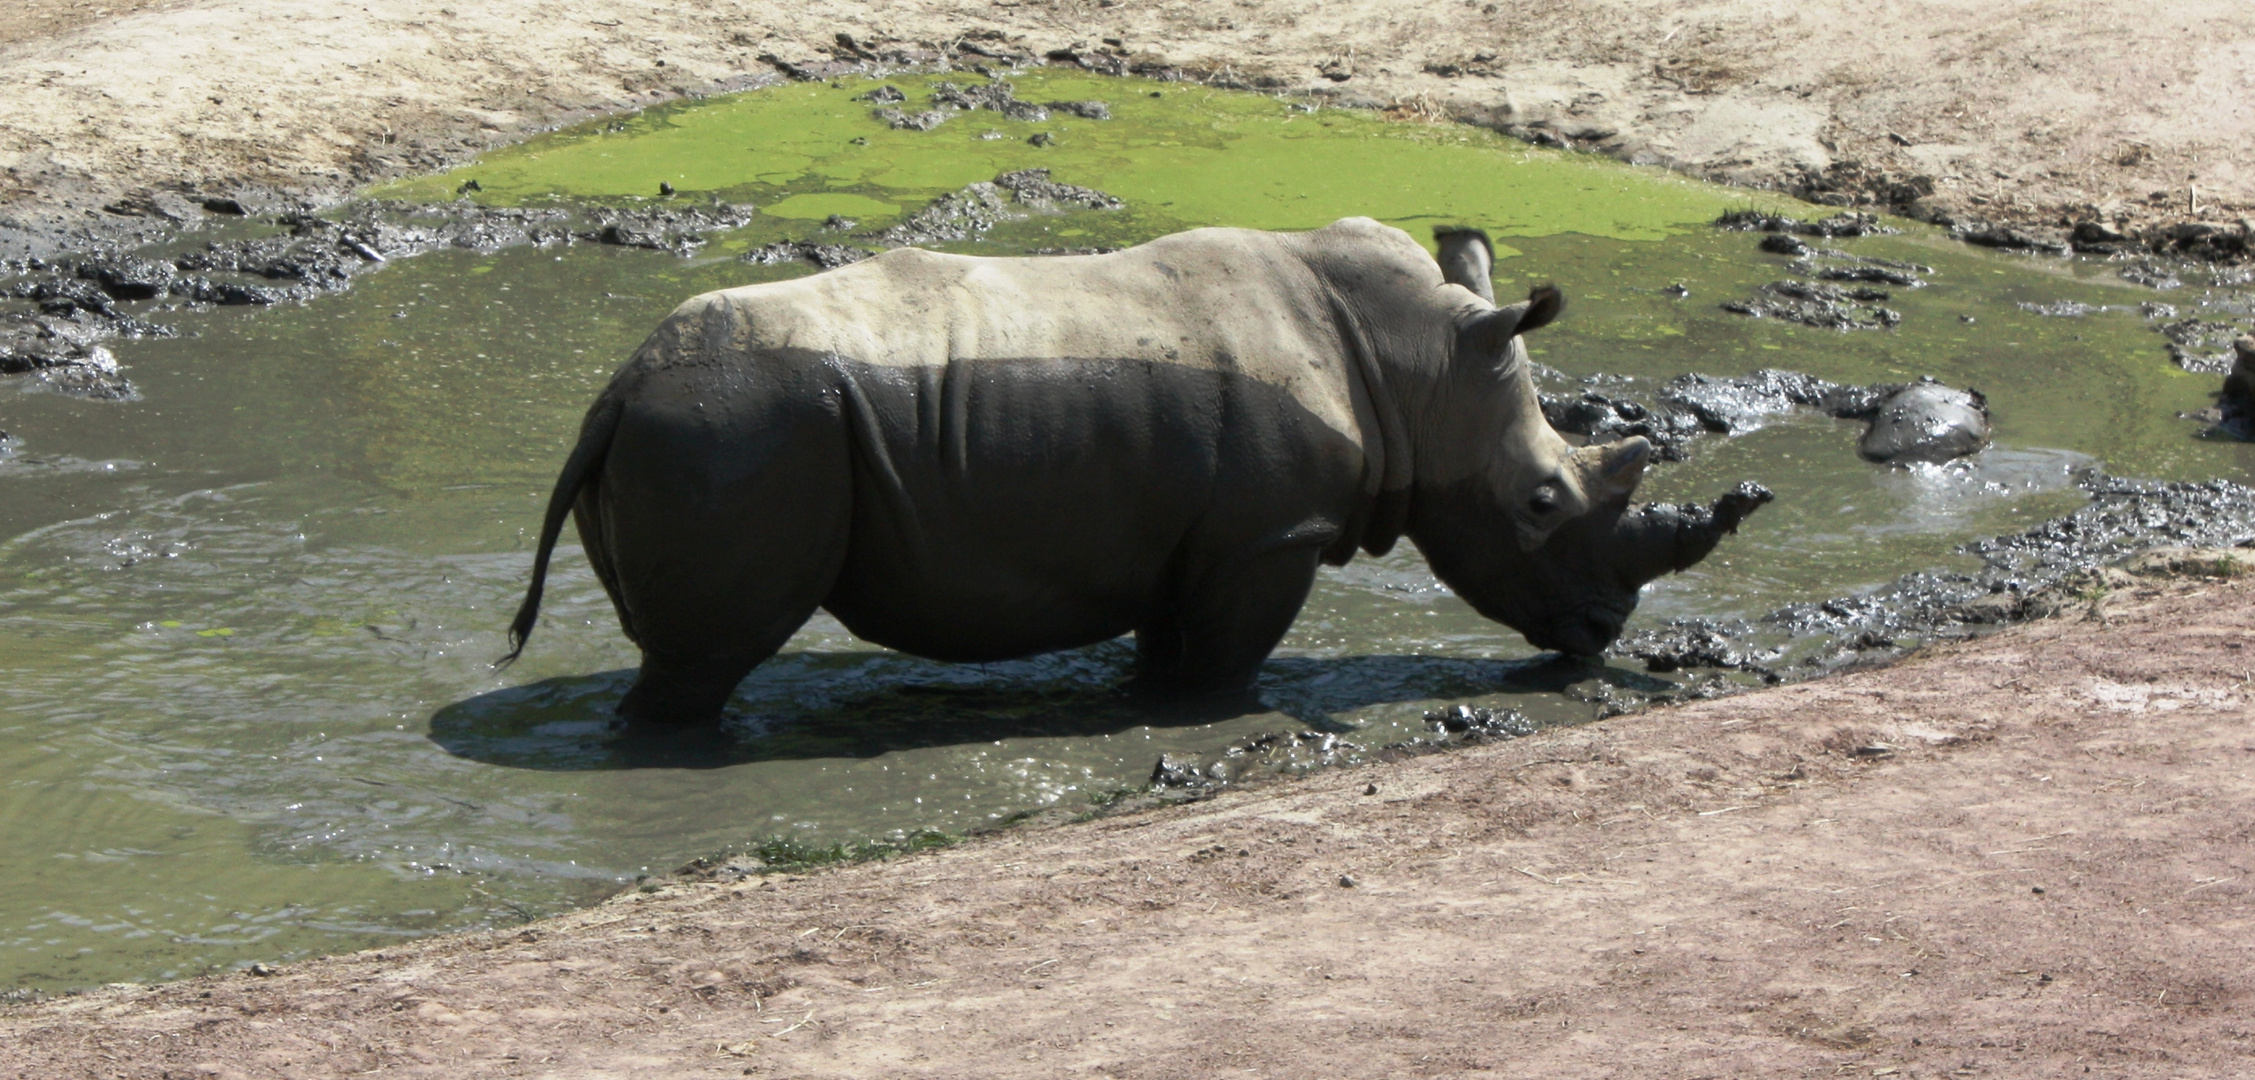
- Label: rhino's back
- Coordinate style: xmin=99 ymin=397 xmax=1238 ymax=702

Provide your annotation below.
xmin=714 ymin=229 xmax=1358 ymax=426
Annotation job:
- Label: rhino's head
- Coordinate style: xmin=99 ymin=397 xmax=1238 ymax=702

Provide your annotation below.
xmin=1429 ymin=481 xmax=1775 ymax=656
xmin=1406 ymin=266 xmax=1770 ymax=657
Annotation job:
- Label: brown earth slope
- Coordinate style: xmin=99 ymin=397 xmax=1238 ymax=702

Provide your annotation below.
xmin=3 ymin=574 xmax=2250 ymax=1078
xmin=3 ymin=0 xmax=2254 ymax=254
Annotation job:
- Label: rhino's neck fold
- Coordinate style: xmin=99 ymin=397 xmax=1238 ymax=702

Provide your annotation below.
xmin=1320 ymin=284 xmax=1418 ymax=558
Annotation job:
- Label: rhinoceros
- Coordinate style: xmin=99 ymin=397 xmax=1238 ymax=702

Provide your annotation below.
xmin=504 ymin=218 xmax=1768 ymax=725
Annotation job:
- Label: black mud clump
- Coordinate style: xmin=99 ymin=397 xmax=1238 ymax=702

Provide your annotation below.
xmin=1721 ymin=279 xmax=1901 ymax=331
xmin=0 ymin=199 xmax=755 ymax=397
xmin=869 ymin=181 xmax=1020 ymax=246
xmin=2117 ymin=259 xmax=2185 ymax=290
xmin=1750 ymin=229 xmax=1932 ymax=288
xmin=1612 ymin=620 xmax=1783 ymax=681
xmin=1757 ymin=233 xmax=1822 ymax=257
xmin=2149 ymin=222 xmax=2253 ymax=263
xmin=81 ymin=257 xmax=176 ymax=300
xmin=2154 ymin=314 xmax=2248 ymax=374
xmin=2065 ymin=220 xmax=2252 ymax=263
xmin=869 ymin=78 xmax=1114 ymax=132
xmin=1616 ymin=471 xmax=2255 ymax=684
xmin=2067 ymin=220 xmax=2140 ymax=256
xmin=577 ymin=203 xmax=758 ymax=255
xmin=931 ymin=79 xmax=1056 ymax=122
xmin=739 ymin=169 xmax=1124 ymax=267
xmin=1150 ymin=730 xmax=1367 ymax=792
xmin=1660 ymin=369 xmax=1889 ymax=433
xmin=0 ymin=339 xmax=135 ymax=399
xmin=1422 ymin=704 xmax=1537 ymax=741
xmin=873 ymin=107 xmax=951 ymax=131
xmin=1541 ymin=368 xmax=1988 ymax=466
xmin=1715 ymin=209 xmax=1899 ymax=238
xmin=742 ymin=241 xmax=873 ymax=270
xmin=1951 ymin=217 xmax=2254 ymax=265
xmin=1952 ymin=222 xmax=2071 ymax=256
xmin=1818 ymin=265 xmax=1925 ymax=287
xmin=1147 ymin=707 xmax=1544 ymax=795
xmin=867 ymin=168 xmax=1123 ymax=248
xmin=1540 ymin=381 xmax=1710 ymax=462
xmin=989 ymin=168 xmax=1125 ymax=211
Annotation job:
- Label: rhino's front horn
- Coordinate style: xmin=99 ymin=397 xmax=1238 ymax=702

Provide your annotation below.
xmin=1612 ymin=481 xmax=1775 ymax=587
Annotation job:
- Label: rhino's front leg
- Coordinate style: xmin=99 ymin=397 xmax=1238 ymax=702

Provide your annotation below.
xmin=1125 ymin=542 xmax=1324 ymax=708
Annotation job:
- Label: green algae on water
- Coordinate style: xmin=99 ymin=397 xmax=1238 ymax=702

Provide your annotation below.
xmin=375 ymin=72 xmax=1790 ymax=244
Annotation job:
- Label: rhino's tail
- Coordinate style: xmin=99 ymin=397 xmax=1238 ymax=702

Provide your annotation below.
xmin=498 ymin=396 xmax=624 ymax=669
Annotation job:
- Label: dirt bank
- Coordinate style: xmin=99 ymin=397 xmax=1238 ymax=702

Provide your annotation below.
xmin=4 ymin=567 xmax=2249 ymax=1078
xmin=4 ymin=0 xmax=2255 ymax=258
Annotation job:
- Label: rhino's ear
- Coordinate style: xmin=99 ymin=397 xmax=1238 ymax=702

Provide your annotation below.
xmin=1461 ymin=283 xmax=1568 ymax=357
xmin=1433 ymin=226 xmax=1496 ymax=304
xmin=1519 ymin=283 xmax=1565 ymax=333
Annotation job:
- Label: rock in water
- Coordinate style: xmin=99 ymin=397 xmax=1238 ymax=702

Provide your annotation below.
xmin=1858 ymin=378 xmax=1990 ymax=464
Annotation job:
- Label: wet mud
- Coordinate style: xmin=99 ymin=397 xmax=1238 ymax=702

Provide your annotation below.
xmin=0 ymin=199 xmax=762 ymax=399
xmin=1618 ymin=471 xmax=2255 ymax=682
xmin=1720 ymin=279 xmax=1902 ymax=331
xmin=1148 ymin=703 xmax=1539 ymax=796
xmin=1541 ymin=367 xmax=1987 ymax=467
xmin=1711 ymin=212 xmax=1939 ymax=331
xmin=740 ymin=168 xmax=1124 ymax=268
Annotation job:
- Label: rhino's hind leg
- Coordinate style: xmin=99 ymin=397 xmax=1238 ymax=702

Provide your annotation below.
xmin=610 ymin=527 xmax=846 ymax=728
xmin=614 ymin=551 xmax=842 ymax=721
xmin=1129 ymin=543 xmax=1324 ymax=706
xmin=597 ymin=390 xmax=853 ymax=728
xmin=617 ymin=650 xmax=769 ymax=728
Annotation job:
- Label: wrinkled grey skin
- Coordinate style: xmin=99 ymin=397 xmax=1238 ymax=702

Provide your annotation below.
xmin=1858 ymin=378 xmax=1990 ymax=464
xmin=505 ymin=218 xmax=1766 ymax=725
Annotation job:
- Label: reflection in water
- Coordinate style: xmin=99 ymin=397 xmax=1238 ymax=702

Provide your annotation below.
xmin=1861 ymin=447 xmax=2092 ymax=536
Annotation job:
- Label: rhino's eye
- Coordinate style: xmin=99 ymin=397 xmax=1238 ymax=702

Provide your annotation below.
xmin=1528 ymin=485 xmax=1560 ymax=516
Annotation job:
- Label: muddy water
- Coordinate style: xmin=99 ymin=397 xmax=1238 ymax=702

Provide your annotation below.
xmin=2 ymin=72 xmax=2247 ymax=992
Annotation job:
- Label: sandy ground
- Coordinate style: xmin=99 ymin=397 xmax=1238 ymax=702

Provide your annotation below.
xmin=4 ymin=0 xmax=2255 ymax=256
xmin=2 ymin=569 xmax=2249 ymax=1077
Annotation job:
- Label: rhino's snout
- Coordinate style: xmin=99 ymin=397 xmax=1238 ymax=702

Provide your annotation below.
xmin=1517 ymin=481 xmax=1774 ymax=657
xmin=1410 ymin=473 xmax=1772 ymax=662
